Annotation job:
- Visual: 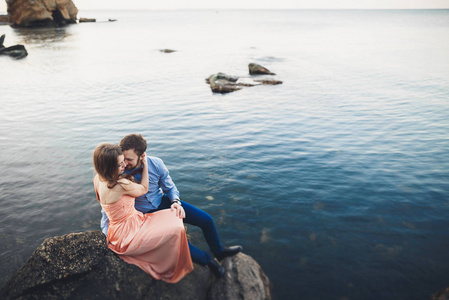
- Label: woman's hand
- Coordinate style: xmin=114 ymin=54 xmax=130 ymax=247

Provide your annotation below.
xmin=141 ymin=152 xmax=148 ymax=165
xmin=170 ymin=202 xmax=185 ymax=219
xmin=139 ymin=152 xmax=149 ymax=192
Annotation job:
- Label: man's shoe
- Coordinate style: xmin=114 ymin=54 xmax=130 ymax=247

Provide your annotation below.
xmin=208 ymin=258 xmax=225 ymax=277
xmin=215 ymin=245 xmax=243 ymax=261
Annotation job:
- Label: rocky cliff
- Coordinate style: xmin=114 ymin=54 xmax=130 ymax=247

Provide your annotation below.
xmin=0 ymin=230 xmax=272 ymax=300
xmin=6 ymin=0 xmax=78 ymax=27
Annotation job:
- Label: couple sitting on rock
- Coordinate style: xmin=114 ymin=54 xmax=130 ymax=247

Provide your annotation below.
xmin=93 ymin=134 xmax=242 ymax=283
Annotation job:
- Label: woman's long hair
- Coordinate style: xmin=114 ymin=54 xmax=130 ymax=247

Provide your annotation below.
xmin=93 ymin=143 xmax=133 ymax=188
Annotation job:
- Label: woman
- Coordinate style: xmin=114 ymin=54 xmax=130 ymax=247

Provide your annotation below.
xmin=92 ymin=143 xmax=193 ymax=283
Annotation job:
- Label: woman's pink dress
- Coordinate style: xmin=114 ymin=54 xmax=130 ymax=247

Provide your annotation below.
xmin=94 ymin=180 xmax=193 ymax=283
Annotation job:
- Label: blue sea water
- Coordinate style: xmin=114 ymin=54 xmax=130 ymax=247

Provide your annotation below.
xmin=1 ymin=9 xmax=449 ymax=299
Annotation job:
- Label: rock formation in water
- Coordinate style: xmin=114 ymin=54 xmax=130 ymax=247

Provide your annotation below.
xmin=0 ymin=230 xmax=272 ymax=300
xmin=206 ymin=67 xmax=282 ymax=94
xmin=6 ymin=0 xmax=78 ymax=27
xmin=0 ymin=34 xmax=27 ymax=58
xmin=206 ymin=73 xmax=243 ymax=93
xmin=249 ymin=63 xmax=276 ymax=75
xmin=78 ymin=17 xmax=95 ymax=23
xmin=160 ymin=49 xmax=177 ymax=53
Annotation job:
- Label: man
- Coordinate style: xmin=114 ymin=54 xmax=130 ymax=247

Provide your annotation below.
xmin=100 ymin=134 xmax=242 ymax=277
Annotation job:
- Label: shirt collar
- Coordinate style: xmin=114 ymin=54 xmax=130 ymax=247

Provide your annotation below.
xmin=125 ymin=165 xmax=144 ymax=176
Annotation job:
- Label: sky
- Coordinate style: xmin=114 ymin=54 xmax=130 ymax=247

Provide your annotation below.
xmin=1 ymin=0 xmax=449 ymax=13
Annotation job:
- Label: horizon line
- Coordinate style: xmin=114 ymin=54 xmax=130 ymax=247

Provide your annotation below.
xmin=2 ymin=7 xmax=449 ymax=13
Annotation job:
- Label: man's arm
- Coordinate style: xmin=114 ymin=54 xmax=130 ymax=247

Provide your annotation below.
xmin=154 ymin=157 xmax=185 ymax=218
xmin=156 ymin=157 xmax=180 ymax=201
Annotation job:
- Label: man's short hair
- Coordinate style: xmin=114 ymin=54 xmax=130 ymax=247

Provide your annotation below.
xmin=119 ymin=134 xmax=147 ymax=157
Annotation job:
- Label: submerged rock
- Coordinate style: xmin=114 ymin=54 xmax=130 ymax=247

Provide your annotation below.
xmin=254 ymin=78 xmax=283 ymax=85
xmin=248 ymin=63 xmax=276 ymax=75
xmin=0 ymin=230 xmax=272 ymax=300
xmin=160 ymin=49 xmax=177 ymax=53
xmin=206 ymin=73 xmax=243 ymax=94
xmin=206 ymin=72 xmax=239 ymax=84
xmin=206 ymin=71 xmax=282 ymax=94
xmin=0 ymin=34 xmax=27 ymax=58
xmin=7 ymin=0 xmax=78 ymax=27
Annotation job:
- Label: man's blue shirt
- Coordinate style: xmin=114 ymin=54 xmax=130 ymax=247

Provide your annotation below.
xmin=100 ymin=156 xmax=180 ymax=234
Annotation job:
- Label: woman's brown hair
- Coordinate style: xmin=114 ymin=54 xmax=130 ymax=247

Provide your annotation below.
xmin=93 ymin=143 xmax=133 ymax=188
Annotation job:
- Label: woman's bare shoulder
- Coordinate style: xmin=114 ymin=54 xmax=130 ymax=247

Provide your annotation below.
xmin=116 ymin=178 xmax=135 ymax=191
xmin=117 ymin=178 xmax=131 ymax=184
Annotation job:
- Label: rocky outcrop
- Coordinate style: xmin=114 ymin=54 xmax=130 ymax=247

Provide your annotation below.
xmin=249 ymin=63 xmax=275 ymax=75
xmin=0 ymin=34 xmax=27 ymax=58
xmin=0 ymin=230 xmax=272 ymax=300
xmin=206 ymin=73 xmax=243 ymax=94
xmin=6 ymin=0 xmax=78 ymax=27
xmin=206 ymin=67 xmax=282 ymax=94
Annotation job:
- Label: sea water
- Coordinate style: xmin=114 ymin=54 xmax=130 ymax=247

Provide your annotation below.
xmin=0 ymin=9 xmax=449 ymax=300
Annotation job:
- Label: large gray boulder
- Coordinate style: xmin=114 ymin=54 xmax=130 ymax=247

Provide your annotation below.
xmin=0 ymin=230 xmax=272 ymax=300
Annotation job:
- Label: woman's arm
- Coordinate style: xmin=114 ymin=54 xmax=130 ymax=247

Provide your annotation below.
xmin=140 ymin=153 xmax=149 ymax=192
xmin=119 ymin=180 xmax=147 ymax=197
xmin=119 ymin=153 xmax=149 ymax=197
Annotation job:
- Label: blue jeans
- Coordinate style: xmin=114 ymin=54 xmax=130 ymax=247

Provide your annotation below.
xmin=147 ymin=195 xmax=223 ymax=266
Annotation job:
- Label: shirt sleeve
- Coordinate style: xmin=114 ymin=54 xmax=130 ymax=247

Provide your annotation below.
xmin=156 ymin=157 xmax=180 ymax=201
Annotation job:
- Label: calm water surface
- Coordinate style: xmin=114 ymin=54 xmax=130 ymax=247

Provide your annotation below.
xmin=1 ymin=9 xmax=449 ymax=300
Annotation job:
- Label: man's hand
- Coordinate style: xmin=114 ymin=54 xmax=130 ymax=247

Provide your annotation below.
xmin=170 ymin=202 xmax=185 ymax=219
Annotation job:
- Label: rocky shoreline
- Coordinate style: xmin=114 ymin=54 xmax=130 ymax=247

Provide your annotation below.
xmin=0 ymin=231 xmax=272 ymax=300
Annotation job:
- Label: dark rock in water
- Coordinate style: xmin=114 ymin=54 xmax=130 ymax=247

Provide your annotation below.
xmin=206 ymin=72 xmax=239 ymax=84
xmin=7 ymin=0 xmax=78 ymax=27
xmin=79 ymin=18 xmax=96 ymax=23
xmin=249 ymin=63 xmax=276 ymax=75
xmin=160 ymin=49 xmax=177 ymax=53
xmin=207 ymin=73 xmax=242 ymax=94
xmin=254 ymin=78 xmax=283 ymax=85
xmin=0 ymin=34 xmax=27 ymax=59
xmin=0 ymin=230 xmax=272 ymax=300
xmin=0 ymin=44 xmax=28 ymax=58
xmin=206 ymin=72 xmax=282 ymax=94
xmin=209 ymin=254 xmax=272 ymax=300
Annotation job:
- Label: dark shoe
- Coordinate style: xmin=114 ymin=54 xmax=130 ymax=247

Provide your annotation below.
xmin=215 ymin=245 xmax=243 ymax=261
xmin=208 ymin=258 xmax=225 ymax=277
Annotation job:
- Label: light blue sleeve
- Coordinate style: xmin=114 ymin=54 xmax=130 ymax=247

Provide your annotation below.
xmin=100 ymin=208 xmax=109 ymax=236
xmin=156 ymin=157 xmax=180 ymax=201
